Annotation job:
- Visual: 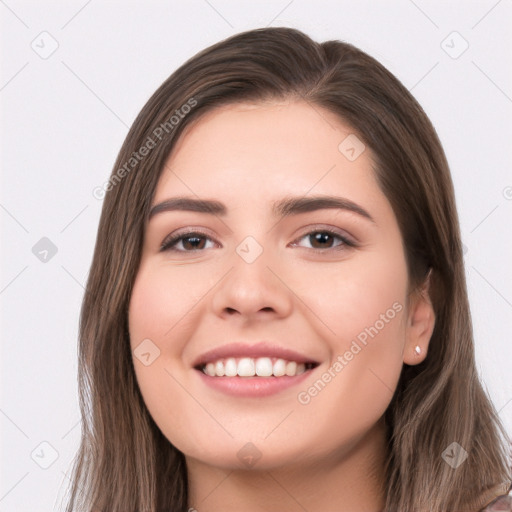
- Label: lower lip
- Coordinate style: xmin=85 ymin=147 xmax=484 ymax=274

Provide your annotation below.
xmin=195 ymin=368 xmax=315 ymax=397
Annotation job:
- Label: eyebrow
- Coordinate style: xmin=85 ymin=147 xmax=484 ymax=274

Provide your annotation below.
xmin=148 ymin=195 xmax=375 ymax=223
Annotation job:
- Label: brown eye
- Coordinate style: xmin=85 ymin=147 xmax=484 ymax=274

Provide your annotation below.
xmin=181 ymin=235 xmax=207 ymax=250
xmin=309 ymin=232 xmax=336 ymax=249
xmin=293 ymin=230 xmax=355 ymax=251
xmin=160 ymin=232 xmax=216 ymax=252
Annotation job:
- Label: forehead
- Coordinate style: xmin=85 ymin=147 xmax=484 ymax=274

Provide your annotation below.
xmin=154 ymin=100 xmax=382 ymax=209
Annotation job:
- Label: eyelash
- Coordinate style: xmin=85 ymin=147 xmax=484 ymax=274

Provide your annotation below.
xmin=159 ymin=227 xmax=356 ymax=253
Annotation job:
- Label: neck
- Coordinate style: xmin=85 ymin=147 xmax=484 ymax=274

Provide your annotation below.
xmin=186 ymin=417 xmax=388 ymax=512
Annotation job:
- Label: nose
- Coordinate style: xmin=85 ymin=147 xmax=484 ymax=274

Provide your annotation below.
xmin=210 ymin=246 xmax=294 ymax=323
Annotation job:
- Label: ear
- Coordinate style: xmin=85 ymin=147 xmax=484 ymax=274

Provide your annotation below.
xmin=403 ymin=269 xmax=436 ymax=365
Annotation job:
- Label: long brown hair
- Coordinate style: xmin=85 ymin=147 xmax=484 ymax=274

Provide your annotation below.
xmin=63 ymin=27 xmax=511 ymax=511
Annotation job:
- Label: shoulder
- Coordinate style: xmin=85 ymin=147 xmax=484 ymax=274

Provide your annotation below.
xmin=479 ymin=494 xmax=512 ymax=511
xmin=479 ymin=482 xmax=512 ymax=512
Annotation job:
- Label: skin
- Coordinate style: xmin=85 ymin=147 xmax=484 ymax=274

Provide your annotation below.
xmin=128 ymin=100 xmax=436 ymax=512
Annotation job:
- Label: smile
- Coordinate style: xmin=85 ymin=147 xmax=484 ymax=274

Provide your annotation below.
xmin=199 ymin=357 xmax=318 ymax=377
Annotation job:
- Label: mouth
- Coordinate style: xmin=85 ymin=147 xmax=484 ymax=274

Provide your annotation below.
xmin=192 ymin=342 xmax=321 ymax=397
xmin=195 ymin=357 xmax=319 ymax=377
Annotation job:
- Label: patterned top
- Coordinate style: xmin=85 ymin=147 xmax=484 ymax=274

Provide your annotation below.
xmin=480 ymin=482 xmax=512 ymax=511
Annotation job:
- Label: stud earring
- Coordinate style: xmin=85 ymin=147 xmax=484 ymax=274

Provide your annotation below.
xmin=414 ymin=345 xmax=421 ymax=355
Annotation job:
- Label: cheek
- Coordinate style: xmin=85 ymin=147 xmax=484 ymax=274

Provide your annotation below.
xmin=298 ymin=245 xmax=408 ymax=349
xmin=128 ymin=266 xmax=202 ymax=452
xmin=128 ymin=265 xmax=192 ymax=408
xmin=293 ymin=248 xmax=408 ymax=429
xmin=128 ymin=263 xmax=206 ymax=350
xmin=128 ymin=258 xmax=233 ymax=448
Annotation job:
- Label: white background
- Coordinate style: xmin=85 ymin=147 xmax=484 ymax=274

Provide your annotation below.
xmin=1 ymin=1 xmax=511 ymax=510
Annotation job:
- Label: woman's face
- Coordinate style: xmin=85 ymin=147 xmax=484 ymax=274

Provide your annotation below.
xmin=128 ymin=100 xmax=431 ymax=469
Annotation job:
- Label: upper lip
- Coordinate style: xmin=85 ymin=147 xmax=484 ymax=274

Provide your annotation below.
xmin=192 ymin=341 xmax=320 ymax=368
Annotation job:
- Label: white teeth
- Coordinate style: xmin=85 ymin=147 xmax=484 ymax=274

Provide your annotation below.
xmin=214 ymin=360 xmax=225 ymax=376
xmin=225 ymin=358 xmax=237 ymax=377
xmin=273 ymin=358 xmax=286 ymax=376
xmin=238 ymin=357 xmax=255 ymax=377
xmin=201 ymin=357 xmax=313 ymax=377
xmin=285 ymin=361 xmax=297 ymax=376
xmin=205 ymin=363 xmax=216 ymax=377
xmin=255 ymin=357 xmax=273 ymax=377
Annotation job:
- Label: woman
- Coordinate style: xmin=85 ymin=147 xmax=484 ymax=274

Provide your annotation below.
xmin=65 ymin=27 xmax=511 ymax=511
